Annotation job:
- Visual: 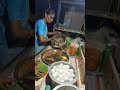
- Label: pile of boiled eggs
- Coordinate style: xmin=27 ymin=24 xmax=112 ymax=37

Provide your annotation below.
xmin=51 ymin=63 xmax=75 ymax=83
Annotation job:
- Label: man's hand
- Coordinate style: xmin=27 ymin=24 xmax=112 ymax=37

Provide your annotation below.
xmin=51 ymin=37 xmax=57 ymax=42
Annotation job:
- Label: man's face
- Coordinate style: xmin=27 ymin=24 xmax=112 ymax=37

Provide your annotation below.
xmin=45 ymin=14 xmax=55 ymax=23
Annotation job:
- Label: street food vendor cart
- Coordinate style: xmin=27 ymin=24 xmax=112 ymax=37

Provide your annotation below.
xmin=35 ymin=37 xmax=85 ymax=90
xmin=35 ymin=0 xmax=85 ymax=89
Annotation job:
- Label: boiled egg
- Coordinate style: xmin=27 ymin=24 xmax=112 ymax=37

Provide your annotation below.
xmin=69 ymin=78 xmax=74 ymax=82
xmin=69 ymin=69 xmax=74 ymax=74
xmin=71 ymin=74 xmax=75 ymax=78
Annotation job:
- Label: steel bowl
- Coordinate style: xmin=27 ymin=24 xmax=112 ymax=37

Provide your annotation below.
xmin=48 ymin=61 xmax=78 ymax=87
xmin=51 ymin=33 xmax=66 ymax=49
xmin=53 ymin=84 xmax=81 ymax=90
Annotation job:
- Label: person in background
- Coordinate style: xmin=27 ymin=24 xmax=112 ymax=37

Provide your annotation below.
xmin=35 ymin=8 xmax=60 ymax=54
xmin=0 ymin=0 xmax=35 ymax=89
xmin=0 ymin=0 xmax=35 ymax=69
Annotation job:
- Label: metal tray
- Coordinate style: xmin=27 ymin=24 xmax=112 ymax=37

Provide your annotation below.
xmin=41 ymin=49 xmax=69 ymax=65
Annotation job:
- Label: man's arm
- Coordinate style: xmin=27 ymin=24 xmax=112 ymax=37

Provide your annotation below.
xmin=47 ymin=31 xmax=61 ymax=35
xmin=9 ymin=20 xmax=34 ymax=40
xmin=39 ymin=35 xmax=52 ymax=42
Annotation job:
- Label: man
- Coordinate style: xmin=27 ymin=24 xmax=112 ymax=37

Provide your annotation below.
xmin=35 ymin=9 xmax=60 ymax=54
xmin=0 ymin=0 xmax=34 ymax=69
xmin=0 ymin=0 xmax=35 ymax=89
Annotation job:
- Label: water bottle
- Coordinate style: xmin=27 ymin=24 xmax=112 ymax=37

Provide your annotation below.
xmin=45 ymin=85 xmax=51 ymax=90
xmin=99 ymin=43 xmax=112 ymax=73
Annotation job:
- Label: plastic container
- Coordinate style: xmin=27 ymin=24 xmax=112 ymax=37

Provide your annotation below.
xmin=85 ymin=47 xmax=101 ymax=71
xmin=70 ymin=43 xmax=79 ymax=56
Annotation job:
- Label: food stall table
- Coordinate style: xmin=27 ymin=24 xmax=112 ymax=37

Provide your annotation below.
xmin=35 ymin=46 xmax=85 ymax=90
